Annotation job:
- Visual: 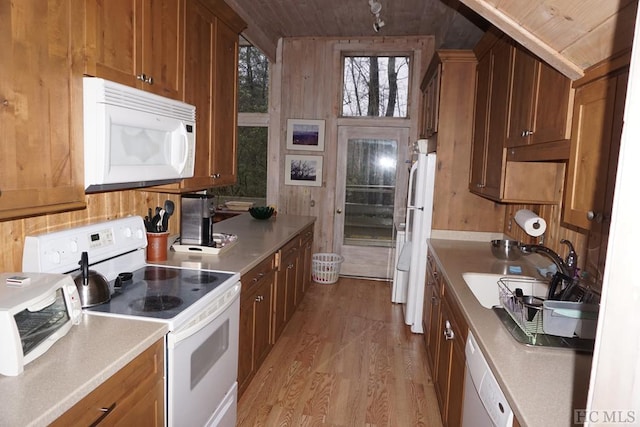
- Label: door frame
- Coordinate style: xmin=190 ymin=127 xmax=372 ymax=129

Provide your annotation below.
xmin=333 ymin=125 xmax=410 ymax=278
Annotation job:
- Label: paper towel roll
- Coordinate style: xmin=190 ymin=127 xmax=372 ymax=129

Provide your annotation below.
xmin=514 ymin=209 xmax=547 ymax=237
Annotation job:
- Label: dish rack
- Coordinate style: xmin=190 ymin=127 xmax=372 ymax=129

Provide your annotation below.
xmin=498 ymin=277 xmax=548 ymax=344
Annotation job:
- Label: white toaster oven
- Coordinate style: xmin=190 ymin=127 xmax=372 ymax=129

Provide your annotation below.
xmin=0 ymin=273 xmax=82 ymax=376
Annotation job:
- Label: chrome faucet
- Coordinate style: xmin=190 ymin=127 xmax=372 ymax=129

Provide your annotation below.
xmin=519 ymin=239 xmax=578 ymax=278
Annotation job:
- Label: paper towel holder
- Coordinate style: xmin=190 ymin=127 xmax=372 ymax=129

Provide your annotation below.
xmin=514 ymin=209 xmax=546 ymax=244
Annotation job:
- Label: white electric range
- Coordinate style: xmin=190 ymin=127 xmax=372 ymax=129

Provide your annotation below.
xmin=22 ymin=216 xmax=241 ymax=427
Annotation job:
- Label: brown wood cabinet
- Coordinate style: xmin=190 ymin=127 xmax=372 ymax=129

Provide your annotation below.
xmin=419 ymin=62 xmax=442 ymax=137
xmin=274 ymin=236 xmax=300 ymax=342
xmin=0 ymin=2 xmax=86 ymax=220
xmin=51 ymin=339 xmax=165 ymax=427
xmin=238 ymin=254 xmax=276 ymax=396
xmin=423 ymin=254 xmax=441 ymax=375
xmin=470 ymin=34 xmax=565 ymax=204
xmin=423 ymin=256 xmax=467 ymax=427
xmin=84 ymin=0 xmax=184 ymax=100
xmin=149 ymin=0 xmax=245 ymax=193
xmin=238 ymin=224 xmax=315 ymax=397
xmin=435 ymin=285 xmax=468 ymax=427
xmin=564 ymin=66 xmax=628 ymax=283
xmin=506 ymin=47 xmax=572 ymax=148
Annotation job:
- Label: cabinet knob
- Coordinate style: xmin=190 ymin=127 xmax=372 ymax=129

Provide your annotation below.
xmin=145 ymin=75 xmax=154 ymax=85
xmin=443 ymin=320 xmax=455 ymax=340
xmin=255 ymin=295 xmax=264 ymax=302
xmin=521 ymin=130 xmax=534 ymax=137
xmin=587 ymin=211 xmax=604 ymax=223
xmin=211 ymin=173 xmax=221 ymax=179
xmin=336 ymin=208 xmax=343 ymax=214
xmin=475 ymin=183 xmax=486 ymax=188
xmin=136 ymin=73 xmax=147 ymax=82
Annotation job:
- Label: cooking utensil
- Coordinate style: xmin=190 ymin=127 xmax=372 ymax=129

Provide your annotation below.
xmin=521 ymin=295 xmax=544 ymax=321
xmin=490 ymin=239 xmax=521 ymax=260
xmin=162 ymin=200 xmax=174 ymax=232
xmin=73 ymin=251 xmax=111 ymax=308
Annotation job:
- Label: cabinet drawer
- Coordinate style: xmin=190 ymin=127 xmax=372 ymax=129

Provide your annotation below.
xmin=279 ymin=237 xmax=300 ymax=265
xmin=299 ymin=225 xmax=314 ymax=244
xmin=51 ymin=339 xmax=164 ymax=427
xmin=242 ymin=254 xmax=276 ymax=294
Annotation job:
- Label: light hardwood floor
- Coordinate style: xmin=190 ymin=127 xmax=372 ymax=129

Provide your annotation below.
xmin=237 ymin=277 xmax=444 ymax=426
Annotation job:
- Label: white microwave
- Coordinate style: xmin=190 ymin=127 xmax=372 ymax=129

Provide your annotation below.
xmin=83 ymin=77 xmax=196 ymax=193
xmin=0 ymin=273 xmax=82 ymax=376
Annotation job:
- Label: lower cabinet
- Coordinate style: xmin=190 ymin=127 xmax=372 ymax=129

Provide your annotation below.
xmin=238 ymin=254 xmax=276 ymax=396
xmin=435 ymin=286 xmax=468 ymax=427
xmin=423 ymin=258 xmax=467 ymax=427
xmin=51 ymin=339 xmax=165 ymax=427
xmin=238 ymin=224 xmax=315 ymax=398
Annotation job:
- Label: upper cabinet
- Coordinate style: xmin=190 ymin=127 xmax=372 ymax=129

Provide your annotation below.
xmin=84 ymin=0 xmax=184 ymax=100
xmin=469 ymin=31 xmax=565 ymax=204
xmin=506 ymin=48 xmax=573 ymax=148
xmin=148 ymin=0 xmax=246 ymax=193
xmin=564 ymin=64 xmax=629 ymax=232
xmin=419 ymin=62 xmax=441 ymax=138
xmin=0 ymin=2 xmax=86 ymax=220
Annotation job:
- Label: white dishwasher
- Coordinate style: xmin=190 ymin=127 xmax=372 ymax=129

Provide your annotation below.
xmin=463 ymin=331 xmax=514 ymax=427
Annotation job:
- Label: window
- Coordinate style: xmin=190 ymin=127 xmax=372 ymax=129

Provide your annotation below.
xmin=342 ymin=56 xmax=410 ymax=118
xmin=215 ymin=44 xmax=269 ymax=203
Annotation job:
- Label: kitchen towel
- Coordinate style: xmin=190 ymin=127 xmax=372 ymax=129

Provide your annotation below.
xmin=514 ymin=209 xmax=547 ymax=237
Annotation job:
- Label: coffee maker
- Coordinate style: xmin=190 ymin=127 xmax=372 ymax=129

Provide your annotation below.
xmin=180 ymin=193 xmax=215 ymax=245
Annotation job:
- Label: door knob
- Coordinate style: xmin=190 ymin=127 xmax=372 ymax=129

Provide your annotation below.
xmin=336 ymin=209 xmax=342 ymax=214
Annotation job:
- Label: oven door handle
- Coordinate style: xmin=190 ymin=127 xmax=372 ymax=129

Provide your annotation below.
xmin=166 ymin=283 xmax=240 ymax=349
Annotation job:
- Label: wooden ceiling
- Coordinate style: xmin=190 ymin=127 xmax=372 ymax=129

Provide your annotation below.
xmin=222 ymin=0 xmax=637 ymax=79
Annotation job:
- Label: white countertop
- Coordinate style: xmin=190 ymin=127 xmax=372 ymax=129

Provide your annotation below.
xmin=163 ymin=213 xmax=317 ymax=274
xmin=0 ymin=214 xmax=315 ymax=426
xmin=0 ymin=315 xmax=167 ymax=427
xmin=429 ymin=238 xmax=592 ymax=427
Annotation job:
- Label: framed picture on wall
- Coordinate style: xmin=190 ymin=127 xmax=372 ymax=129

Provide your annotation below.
xmin=284 ymin=155 xmax=323 ymax=187
xmin=286 ymin=119 xmax=325 ymax=151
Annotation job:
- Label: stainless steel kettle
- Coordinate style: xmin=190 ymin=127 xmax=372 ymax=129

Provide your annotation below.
xmin=73 ymin=251 xmax=111 ymax=308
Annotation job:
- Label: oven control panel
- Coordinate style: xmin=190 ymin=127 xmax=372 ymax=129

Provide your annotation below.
xmin=22 ymin=216 xmax=147 ymax=274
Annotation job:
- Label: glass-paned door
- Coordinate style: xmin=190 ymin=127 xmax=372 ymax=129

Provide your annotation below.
xmin=334 ymin=126 xmax=409 ymax=278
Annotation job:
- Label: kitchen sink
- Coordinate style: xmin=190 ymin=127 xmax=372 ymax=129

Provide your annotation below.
xmin=462 ymin=272 xmax=547 ymax=308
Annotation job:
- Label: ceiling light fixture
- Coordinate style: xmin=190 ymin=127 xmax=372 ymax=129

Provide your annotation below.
xmin=368 ymin=0 xmax=385 ymax=33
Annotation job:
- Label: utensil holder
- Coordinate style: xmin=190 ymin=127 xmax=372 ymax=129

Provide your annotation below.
xmin=146 ymin=232 xmax=169 ymax=262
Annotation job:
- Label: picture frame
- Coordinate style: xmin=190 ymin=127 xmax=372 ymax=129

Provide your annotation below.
xmin=284 ymin=155 xmax=323 ymax=187
xmin=286 ymin=119 xmax=325 ymax=151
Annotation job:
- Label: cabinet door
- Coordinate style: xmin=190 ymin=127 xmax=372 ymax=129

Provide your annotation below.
xmin=469 ymin=53 xmax=491 ymax=192
xmin=583 ymin=71 xmax=628 ymax=282
xmin=506 ymin=48 xmax=537 ymax=148
xmin=426 ymin=271 xmax=442 ymax=380
xmin=0 ymin=2 xmax=85 ymax=220
xmin=282 ymin=250 xmax=299 ymax=322
xmin=178 ymin=0 xmax=216 ymax=191
xmin=238 ymin=293 xmax=255 ymax=395
xmin=564 ymin=76 xmax=618 ymax=230
xmin=254 ymin=271 xmax=274 ymax=367
xmin=210 ymin=19 xmax=239 ymax=186
xmin=483 ymin=38 xmax=512 ymax=199
xmin=85 ymin=0 xmax=183 ymax=98
xmin=530 ymin=61 xmax=572 ymax=145
xmin=448 ymin=337 xmax=466 ymax=427
xmin=85 ymin=0 xmax=140 ymax=88
xmin=140 ymin=0 xmax=183 ymax=99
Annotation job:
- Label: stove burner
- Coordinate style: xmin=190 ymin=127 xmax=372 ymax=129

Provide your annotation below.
xmin=144 ymin=267 xmax=179 ymax=281
xmin=183 ymin=272 xmax=219 ymax=284
xmin=129 ymin=295 xmax=183 ymax=312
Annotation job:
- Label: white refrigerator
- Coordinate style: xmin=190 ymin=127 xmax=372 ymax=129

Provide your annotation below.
xmin=393 ymin=145 xmax=436 ymax=333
